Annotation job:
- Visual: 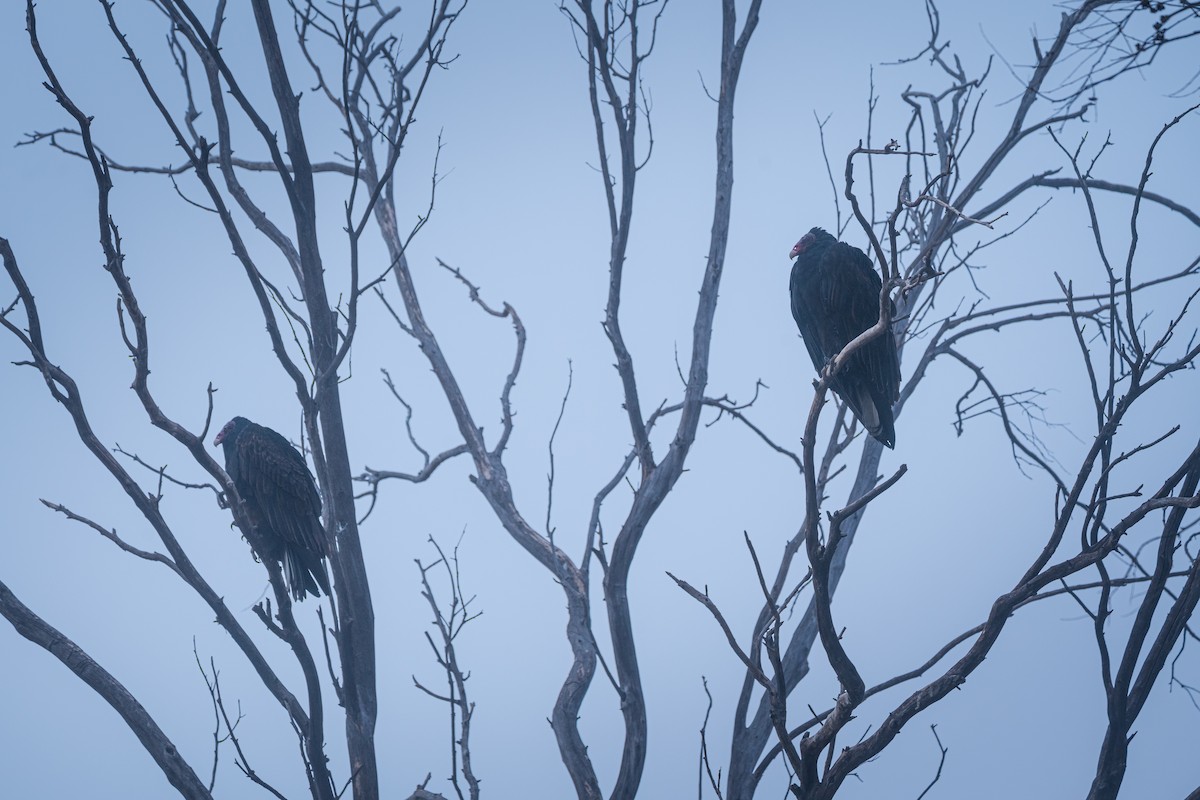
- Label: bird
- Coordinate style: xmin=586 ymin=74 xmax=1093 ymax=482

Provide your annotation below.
xmin=213 ymin=416 xmax=332 ymax=601
xmin=788 ymin=227 xmax=902 ymax=448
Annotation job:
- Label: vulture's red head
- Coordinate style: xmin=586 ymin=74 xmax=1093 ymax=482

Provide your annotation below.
xmin=789 ymin=227 xmax=829 ymax=260
xmin=213 ymin=416 xmax=248 ymax=447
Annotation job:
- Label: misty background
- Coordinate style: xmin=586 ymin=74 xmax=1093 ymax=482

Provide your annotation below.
xmin=1 ymin=1 xmax=1197 ymax=798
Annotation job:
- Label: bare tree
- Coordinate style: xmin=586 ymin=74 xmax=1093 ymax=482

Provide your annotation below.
xmin=3 ymin=1 xmax=464 ymax=798
xmin=687 ymin=2 xmax=1200 ymax=798
xmin=2 ymin=1 xmax=1198 ymax=800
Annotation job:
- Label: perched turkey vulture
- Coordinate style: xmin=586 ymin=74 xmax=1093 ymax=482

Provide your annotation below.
xmin=214 ymin=417 xmax=332 ymax=601
xmin=788 ymin=227 xmax=902 ymax=448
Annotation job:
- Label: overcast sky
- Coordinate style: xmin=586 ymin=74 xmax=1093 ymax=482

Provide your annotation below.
xmin=2 ymin=2 xmax=1198 ymax=799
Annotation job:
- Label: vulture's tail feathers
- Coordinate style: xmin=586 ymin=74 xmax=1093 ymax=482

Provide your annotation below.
xmin=837 ymin=383 xmax=896 ymax=449
xmin=311 ymin=556 xmax=332 ymax=598
xmin=871 ymin=400 xmax=897 ymax=450
xmin=283 ymin=547 xmax=324 ymax=601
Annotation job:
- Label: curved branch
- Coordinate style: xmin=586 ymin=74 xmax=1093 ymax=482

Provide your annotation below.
xmin=0 ymin=579 xmax=213 ymax=800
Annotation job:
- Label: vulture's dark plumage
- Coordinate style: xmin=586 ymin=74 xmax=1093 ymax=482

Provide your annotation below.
xmin=788 ymin=227 xmax=902 ymax=448
xmin=214 ymin=417 xmax=332 ymax=601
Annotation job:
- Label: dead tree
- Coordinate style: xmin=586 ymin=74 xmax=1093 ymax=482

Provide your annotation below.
xmin=3 ymin=2 xmax=463 ymax=799
xmin=359 ymin=2 xmax=764 ymax=796
xmin=2 ymin=2 xmax=1197 ymax=799
xmin=687 ymin=2 xmax=1200 ymax=798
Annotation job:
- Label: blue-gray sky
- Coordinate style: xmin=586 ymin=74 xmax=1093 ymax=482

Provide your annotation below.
xmin=2 ymin=2 xmax=1198 ymax=798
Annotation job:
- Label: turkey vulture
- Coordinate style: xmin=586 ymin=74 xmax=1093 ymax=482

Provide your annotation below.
xmin=788 ymin=227 xmax=902 ymax=448
xmin=214 ymin=417 xmax=332 ymax=601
